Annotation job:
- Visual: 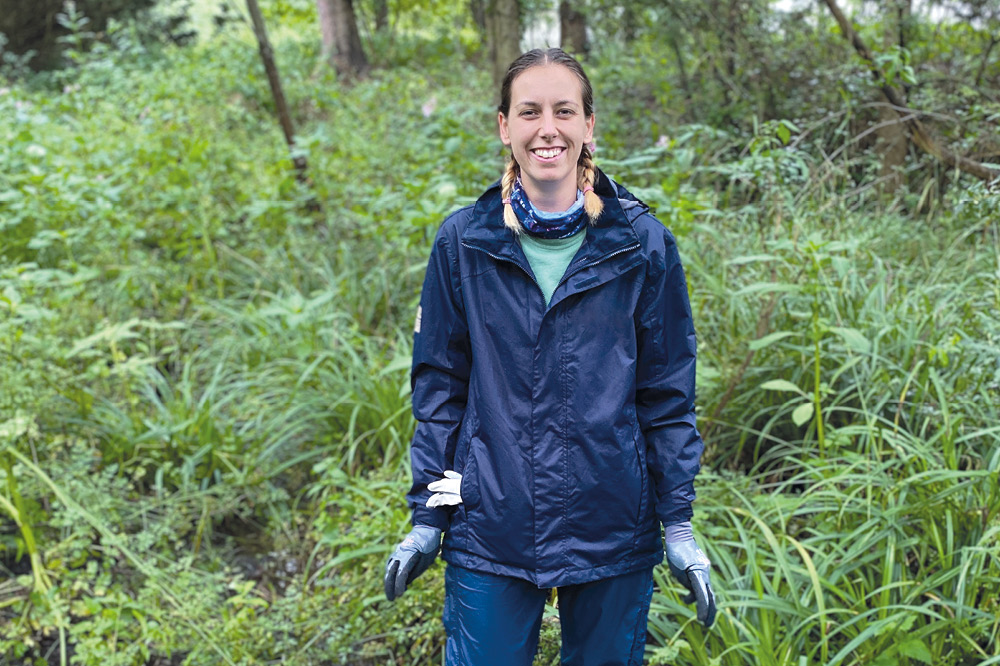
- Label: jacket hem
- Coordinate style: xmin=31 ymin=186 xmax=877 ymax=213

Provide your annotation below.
xmin=441 ymin=547 xmax=664 ymax=589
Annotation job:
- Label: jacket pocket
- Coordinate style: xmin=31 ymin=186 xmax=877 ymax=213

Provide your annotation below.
xmin=459 ymin=437 xmax=482 ymax=512
xmin=630 ymin=415 xmax=649 ymax=537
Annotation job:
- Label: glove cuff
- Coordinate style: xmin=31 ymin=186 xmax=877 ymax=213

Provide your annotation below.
xmin=663 ymin=521 xmax=693 ymax=543
xmin=408 ymin=525 xmax=443 ymax=554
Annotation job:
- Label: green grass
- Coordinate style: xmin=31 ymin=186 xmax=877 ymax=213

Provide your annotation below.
xmin=1 ymin=10 xmax=998 ymax=665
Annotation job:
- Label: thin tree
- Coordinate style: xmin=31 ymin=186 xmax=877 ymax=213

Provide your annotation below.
xmin=246 ymin=0 xmax=320 ymax=210
xmin=822 ymin=0 xmax=999 ymax=183
xmin=316 ymin=0 xmax=370 ymax=79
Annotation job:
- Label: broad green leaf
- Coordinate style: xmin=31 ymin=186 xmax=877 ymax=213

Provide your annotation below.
xmin=760 ymin=379 xmax=806 ymax=396
xmin=0 ymin=412 xmax=36 ymax=441
xmin=792 ymin=402 xmax=814 ymax=426
xmin=749 ymin=331 xmax=798 ymax=351
xmin=899 ymin=640 xmax=932 ymax=664
xmin=829 ymin=326 xmax=871 ymax=353
xmin=777 ymin=123 xmax=790 ymax=145
xmin=378 ymin=355 xmax=413 ymax=376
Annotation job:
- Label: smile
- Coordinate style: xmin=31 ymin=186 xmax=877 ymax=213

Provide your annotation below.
xmin=531 ymin=147 xmax=565 ymax=161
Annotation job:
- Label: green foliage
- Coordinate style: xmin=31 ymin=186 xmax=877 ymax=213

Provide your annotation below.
xmin=1 ymin=4 xmax=999 ymax=665
xmin=0 ymin=0 xmax=195 ymax=72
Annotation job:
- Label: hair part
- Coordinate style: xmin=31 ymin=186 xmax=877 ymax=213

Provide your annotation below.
xmin=498 ymin=48 xmax=603 ymax=232
xmin=498 ymin=48 xmax=594 ymax=118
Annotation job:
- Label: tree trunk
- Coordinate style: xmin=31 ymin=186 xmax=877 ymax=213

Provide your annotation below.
xmin=975 ymin=34 xmax=998 ymax=87
xmin=246 ymin=0 xmax=307 ymax=177
xmin=669 ymin=33 xmax=692 ymax=114
xmin=876 ymin=0 xmax=910 ymax=193
xmin=621 ymin=3 xmax=637 ymax=43
xmin=559 ymin=1 xmax=588 ymax=55
xmin=374 ymin=0 xmax=389 ymax=32
xmin=316 ymin=0 xmax=369 ymax=79
xmin=896 ymin=0 xmax=912 ymax=52
xmin=486 ymin=0 xmax=521 ymax=86
xmin=316 ymin=0 xmax=336 ymax=62
xmin=247 ymin=0 xmax=320 ymax=214
xmin=876 ymin=92 xmax=908 ymax=193
xmin=469 ymin=0 xmax=487 ymax=38
xmin=822 ymin=0 xmax=1000 ymax=183
xmin=0 ymin=0 xmax=157 ymax=70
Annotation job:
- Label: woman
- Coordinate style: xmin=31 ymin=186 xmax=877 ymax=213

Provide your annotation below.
xmin=384 ymin=48 xmax=716 ymax=665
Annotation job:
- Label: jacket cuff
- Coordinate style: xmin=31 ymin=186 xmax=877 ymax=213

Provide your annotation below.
xmin=658 ymin=503 xmax=694 ymax=527
xmin=411 ymin=504 xmax=451 ymax=532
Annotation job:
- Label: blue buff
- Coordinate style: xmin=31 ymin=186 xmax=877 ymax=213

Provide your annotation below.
xmin=509 ymin=178 xmax=588 ymax=239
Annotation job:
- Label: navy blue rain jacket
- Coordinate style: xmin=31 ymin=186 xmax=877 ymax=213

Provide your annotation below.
xmin=406 ymin=170 xmax=704 ymax=588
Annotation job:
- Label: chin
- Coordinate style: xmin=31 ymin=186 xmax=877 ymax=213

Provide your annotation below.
xmin=524 ymin=170 xmax=573 ymax=185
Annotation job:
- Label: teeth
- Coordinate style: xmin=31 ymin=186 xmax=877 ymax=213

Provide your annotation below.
xmin=534 ymin=148 xmax=561 ymax=158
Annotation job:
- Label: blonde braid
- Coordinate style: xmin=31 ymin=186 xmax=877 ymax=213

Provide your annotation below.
xmin=501 ymin=154 xmax=520 ymax=233
xmin=578 ymin=146 xmax=603 ymax=222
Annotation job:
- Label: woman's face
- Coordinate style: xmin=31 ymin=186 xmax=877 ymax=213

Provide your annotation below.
xmin=498 ymin=64 xmax=595 ymax=207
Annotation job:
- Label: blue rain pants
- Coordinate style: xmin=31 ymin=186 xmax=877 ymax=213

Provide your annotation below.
xmin=443 ymin=564 xmax=655 ymax=665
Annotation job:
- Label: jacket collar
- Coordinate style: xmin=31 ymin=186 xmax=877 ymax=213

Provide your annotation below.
xmin=460 ymin=169 xmax=645 ymax=265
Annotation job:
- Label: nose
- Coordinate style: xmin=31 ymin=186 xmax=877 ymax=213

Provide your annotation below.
xmin=539 ymin=110 xmax=557 ymax=140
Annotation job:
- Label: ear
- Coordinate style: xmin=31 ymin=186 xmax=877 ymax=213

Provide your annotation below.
xmin=498 ymin=111 xmax=511 ymax=146
xmin=584 ymin=112 xmax=595 ymax=144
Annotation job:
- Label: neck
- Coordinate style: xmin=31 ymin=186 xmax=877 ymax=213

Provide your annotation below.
xmin=521 ymin=178 xmax=578 ymax=213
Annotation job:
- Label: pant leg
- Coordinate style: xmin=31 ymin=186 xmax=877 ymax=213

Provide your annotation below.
xmin=557 ymin=567 xmax=655 ymax=666
xmin=443 ymin=564 xmax=548 ymax=666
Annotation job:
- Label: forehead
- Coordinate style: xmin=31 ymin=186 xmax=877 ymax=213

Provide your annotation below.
xmin=510 ymin=64 xmax=583 ymax=104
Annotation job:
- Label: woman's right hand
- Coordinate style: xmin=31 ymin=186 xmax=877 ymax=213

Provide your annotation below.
xmin=665 ymin=539 xmax=717 ymax=628
xmin=384 ymin=525 xmax=442 ymax=601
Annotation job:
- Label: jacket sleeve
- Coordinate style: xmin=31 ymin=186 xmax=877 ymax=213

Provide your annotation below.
xmin=406 ymin=226 xmax=472 ymax=531
xmin=634 ymin=226 xmax=703 ymax=526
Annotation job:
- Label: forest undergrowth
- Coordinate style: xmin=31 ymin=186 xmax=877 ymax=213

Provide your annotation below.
xmin=1 ymin=9 xmax=999 ymax=666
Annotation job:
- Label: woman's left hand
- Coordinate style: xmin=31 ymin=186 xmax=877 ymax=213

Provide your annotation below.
xmin=666 ymin=539 xmax=717 ymax=628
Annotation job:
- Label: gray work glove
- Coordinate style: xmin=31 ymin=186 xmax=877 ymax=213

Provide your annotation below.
xmin=666 ymin=539 xmax=717 ymax=628
xmin=384 ymin=525 xmax=442 ymax=601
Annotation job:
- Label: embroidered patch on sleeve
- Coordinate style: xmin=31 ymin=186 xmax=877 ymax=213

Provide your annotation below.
xmin=414 ymin=305 xmax=422 ymax=333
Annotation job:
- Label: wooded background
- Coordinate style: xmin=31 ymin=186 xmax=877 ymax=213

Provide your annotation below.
xmin=1 ymin=1 xmax=998 ymax=664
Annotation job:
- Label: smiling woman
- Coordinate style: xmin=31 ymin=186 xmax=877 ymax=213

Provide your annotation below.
xmin=496 ymin=51 xmax=604 ymax=232
xmin=498 ymin=63 xmax=594 ymax=211
xmin=383 ymin=47 xmax=716 ymax=666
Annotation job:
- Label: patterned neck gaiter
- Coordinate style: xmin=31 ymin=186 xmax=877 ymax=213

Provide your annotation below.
xmin=508 ymin=178 xmax=588 ymax=239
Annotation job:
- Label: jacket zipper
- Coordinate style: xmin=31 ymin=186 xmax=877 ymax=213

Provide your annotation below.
xmin=461 ymin=241 xmax=545 ymax=296
xmin=555 ymin=242 xmax=640 ymax=292
xmin=463 ymin=241 xmax=641 ymax=302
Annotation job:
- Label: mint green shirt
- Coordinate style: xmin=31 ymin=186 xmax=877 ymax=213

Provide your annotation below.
xmin=519 ymin=229 xmax=587 ymax=306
